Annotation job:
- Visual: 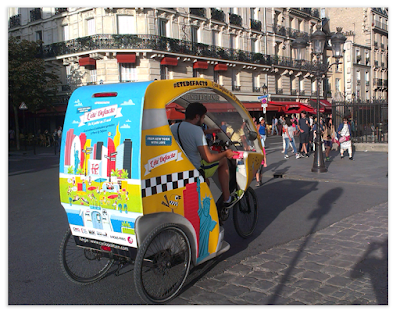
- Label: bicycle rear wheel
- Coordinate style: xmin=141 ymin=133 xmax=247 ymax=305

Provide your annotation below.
xmin=134 ymin=223 xmax=191 ymax=304
xmin=233 ymin=187 xmax=258 ymax=238
xmin=60 ymin=229 xmax=114 ymax=284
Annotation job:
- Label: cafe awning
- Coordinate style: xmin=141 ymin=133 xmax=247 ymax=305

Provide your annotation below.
xmin=161 ymin=57 xmax=178 ymax=66
xmin=193 ymin=61 xmax=209 ymax=69
xmin=310 ymin=99 xmax=332 ymax=111
xmin=79 ymin=57 xmax=96 ymax=66
xmin=214 ymin=64 xmax=228 ymax=71
xmin=116 ymin=53 xmax=136 ymax=63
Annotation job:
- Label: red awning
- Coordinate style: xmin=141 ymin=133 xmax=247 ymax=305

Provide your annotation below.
xmin=161 ymin=57 xmax=178 ymax=66
xmin=79 ymin=57 xmax=96 ymax=66
xmin=116 ymin=53 xmax=136 ymax=63
xmin=310 ymin=99 xmax=332 ymax=110
xmin=214 ymin=64 xmax=228 ymax=71
xmin=193 ymin=61 xmax=208 ymax=69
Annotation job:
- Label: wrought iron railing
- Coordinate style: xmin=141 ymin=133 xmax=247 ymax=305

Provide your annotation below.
xmin=190 ymin=8 xmax=206 ymax=18
xmin=211 ymin=8 xmax=225 ymax=22
xmin=42 ymin=34 xmax=316 ymax=70
xmin=332 ymin=100 xmax=388 ymax=143
xmin=30 ymin=8 xmax=42 ymax=22
xmin=229 ymin=13 xmax=242 ymax=27
xmin=9 ymin=14 xmax=20 ymax=28
xmin=250 ymin=19 xmax=262 ymax=31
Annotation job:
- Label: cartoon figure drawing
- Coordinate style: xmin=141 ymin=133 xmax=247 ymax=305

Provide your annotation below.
xmin=74 ymin=144 xmax=80 ymax=174
xmin=161 ymin=194 xmax=181 ymax=212
xmin=196 ymin=180 xmax=217 ymax=262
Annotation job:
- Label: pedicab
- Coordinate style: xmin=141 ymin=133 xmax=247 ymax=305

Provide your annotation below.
xmin=59 ymin=78 xmax=264 ymax=303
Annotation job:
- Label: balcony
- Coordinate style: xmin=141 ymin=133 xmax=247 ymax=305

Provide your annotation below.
xmin=288 ymin=27 xmax=309 ymax=39
xmin=276 ymin=88 xmax=284 ymax=95
xmin=273 ymin=24 xmax=286 ymax=36
xmin=30 ymin=8 xmax=42 ymax=22
xmin=9 ymin=14 xmax=20 ymax=28
xmin=229 ymin=13 xmax=242 ymax=27
xmin=356 ymin=55 xmax=361 ymax=63
xmin=190 ymin=8 xmax=205 ymax=18
xmin=253 ymin=87 xmax=261 ymax=93
xmin=55 ymin=8 xmax=68 ymax=15
xmin=291 ymin=89 xmax=298 ymax=95
xmin=299 ymin=90 xmax=305 ymax=96
xmin=211 ymin=8 xmax=225 ymax=23
xmin=42 ymin=34 xmax=317 ymax=71
xmin=250 ymin=18 xmax=262 ymax=32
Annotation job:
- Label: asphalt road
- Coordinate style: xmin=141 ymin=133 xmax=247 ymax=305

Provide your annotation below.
xmin=8 ymin=140 xmax=388 ymax=305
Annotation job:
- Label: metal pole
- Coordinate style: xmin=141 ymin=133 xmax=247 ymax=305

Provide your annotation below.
xmin=311 ymin=66 xmax=327 ymax=173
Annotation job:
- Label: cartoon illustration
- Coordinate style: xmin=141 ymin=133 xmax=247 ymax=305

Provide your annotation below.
xmin=161 ymin=194 xmax=181 ymax=212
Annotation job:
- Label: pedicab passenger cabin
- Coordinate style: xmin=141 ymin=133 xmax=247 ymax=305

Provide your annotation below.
xmin=59 ymin=78 xmax=264 ymax=264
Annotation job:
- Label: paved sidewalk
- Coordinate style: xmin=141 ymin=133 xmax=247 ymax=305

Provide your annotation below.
xmin=174 ymin=202 xmax=388 ymax=305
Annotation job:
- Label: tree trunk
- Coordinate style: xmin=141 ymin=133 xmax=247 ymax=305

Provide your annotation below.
xmin=13 ymin=105 xmax=20 ymax=151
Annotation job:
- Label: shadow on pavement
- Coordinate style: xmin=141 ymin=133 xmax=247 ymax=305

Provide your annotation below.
xmin=267 ymin=187 xmax=343 ymax=304
xmin=350 ymin=238 xmax=388 ymax=305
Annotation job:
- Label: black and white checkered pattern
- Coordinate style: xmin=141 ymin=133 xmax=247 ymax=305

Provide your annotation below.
xmin=141 ymin=170 xmax=204 ymax=198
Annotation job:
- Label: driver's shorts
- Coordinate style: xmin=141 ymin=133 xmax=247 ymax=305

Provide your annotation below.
xmin=200 ymin=160 xmax=219 ymax=178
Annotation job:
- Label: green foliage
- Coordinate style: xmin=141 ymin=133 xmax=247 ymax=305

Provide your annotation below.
xmin=67 ymin=166 xmax=74 ymax=174
xmin=8 ymin=37 xmax=60 ymax=113
xmin=120 ymin=169 xmax=129 ymax=179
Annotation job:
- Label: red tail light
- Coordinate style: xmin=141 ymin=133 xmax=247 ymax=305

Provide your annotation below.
xmin=93 ymin=92 xmax=118 ymax=98
xmin=100 ymin=245 xmax=112 ymax=251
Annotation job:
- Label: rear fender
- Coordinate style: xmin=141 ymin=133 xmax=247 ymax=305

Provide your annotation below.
xmin=135 ymin=212 xmax=198 ymax=265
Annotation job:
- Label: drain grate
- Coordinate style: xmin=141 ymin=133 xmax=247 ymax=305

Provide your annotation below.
xmin=273 ymin=173 xmax=284 ymax=178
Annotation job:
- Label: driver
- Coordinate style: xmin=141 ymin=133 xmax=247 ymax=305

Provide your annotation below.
xmin=171 ymin=102 xmax=240 ymax=208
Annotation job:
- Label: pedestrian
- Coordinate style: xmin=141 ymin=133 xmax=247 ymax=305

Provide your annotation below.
xmin=283 ymin=117 xmax=300 ymax=159
xmin=271 ymin=116 xmax=278 ymax=135
xmin=255 ymin=146 xmax=267 ymax=187
xmin=44 ymin=130 xmax=50 ymax=147
xmin=298 ymin=111 xmax=310 ymax=157
xmin=278 ymin=115 xmax=284 ymax=136
xmin=337 ymin=117 xmax=353 ymax=160
xmin=258 ymin=117 xmax=266 ymax=148
xmin=9 ymin=128 xmax=15 ymax=147
xmin=322 ymin=118 xmax=335 ymax=161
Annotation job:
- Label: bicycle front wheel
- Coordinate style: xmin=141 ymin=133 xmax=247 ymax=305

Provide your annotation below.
xmin=233 ymin=187 xmax=258 ymax=238
xmin=60 ymin=229 xmax=114 ymax=284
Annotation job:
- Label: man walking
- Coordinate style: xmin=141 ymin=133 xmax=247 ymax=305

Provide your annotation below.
xmin=298 ymin=111 xmax=310 ymax=157
xmin=271 ymin=116 xmax=278 ymax=135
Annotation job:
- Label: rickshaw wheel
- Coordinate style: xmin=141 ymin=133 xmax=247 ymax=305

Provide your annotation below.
xmin=134 ymin=223 xmax=191 ymax=304
xmin=60 ymin=229 xmax=114 ymax=285
xmin=233 ymin=187 xmax=258 ymax=238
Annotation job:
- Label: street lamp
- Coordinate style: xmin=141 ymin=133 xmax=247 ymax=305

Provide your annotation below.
xmin=293 ymin=25 xmax=346 ymax=173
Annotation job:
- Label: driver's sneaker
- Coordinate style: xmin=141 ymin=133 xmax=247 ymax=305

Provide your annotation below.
xmin=223 ymin=190 xmax=244 ymax=208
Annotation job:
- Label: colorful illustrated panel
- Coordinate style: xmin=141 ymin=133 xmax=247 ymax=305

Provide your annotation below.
xmin=59 ymin=82 xmax=151 ymax=247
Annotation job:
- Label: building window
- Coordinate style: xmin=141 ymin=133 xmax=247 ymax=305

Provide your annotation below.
xmin=212 ymin=30 xmax=219 ymax=46
xmin=251 ymin=38 xmax=259 ymax=53
xmin=191 ymin=26 xmax=199 ymax=43
xmin=86 ymin=65 xmax=96 ymax=84
xmin=232 ymin=70 xmax=240 ymax=90
xmin=87 ymin=18 xmax=95 ymax=36
xmin=229 ymin=34 xmax=236 ymax=49
xmin=158 ymin=18 xmax=168 ymax=37
xmin=120 ymin=63 xmax=137 ymax=82
xmin=193 ymin=67 xmax=199 ymax=78
xmin=160 ymin=65 xmax=167 ymax=80
xmin=62 ymin=25 xmax=69 ymax=41
xmin=118 ymin=15 xmax=135 ymax=34
xmin=35 ymin=31 xmax=42 ymax=42
xmin=335 ymin=78 xmax=340 ymax=92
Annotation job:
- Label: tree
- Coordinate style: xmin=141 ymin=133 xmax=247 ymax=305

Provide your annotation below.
xmin=8 ymin=37 xmax=60 ymax=150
